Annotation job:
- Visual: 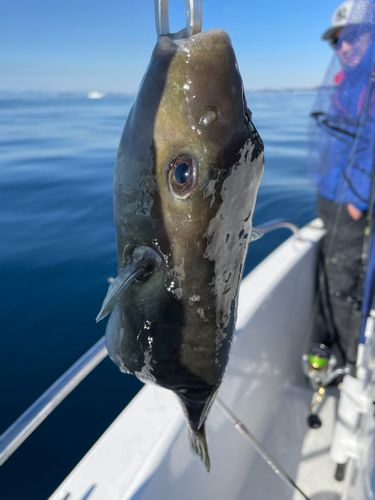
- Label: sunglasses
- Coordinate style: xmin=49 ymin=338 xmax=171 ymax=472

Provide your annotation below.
xmin=330 ymin=28 xmax=361 ymax=49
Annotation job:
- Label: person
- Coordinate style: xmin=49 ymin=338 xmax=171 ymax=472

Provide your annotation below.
xmin=308 ymin=0 xmax=375 ymax=367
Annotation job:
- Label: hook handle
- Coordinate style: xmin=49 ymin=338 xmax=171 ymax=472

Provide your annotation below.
xmin=154 ymin=0 xmax=202 ymax=38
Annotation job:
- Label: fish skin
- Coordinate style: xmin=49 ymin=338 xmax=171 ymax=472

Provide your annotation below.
xmin=104 ymin=28 xmax=264 ymax=470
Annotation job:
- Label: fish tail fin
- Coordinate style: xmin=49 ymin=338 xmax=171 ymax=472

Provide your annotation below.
xmin=188 ymin=425 xmax=210 ymax=472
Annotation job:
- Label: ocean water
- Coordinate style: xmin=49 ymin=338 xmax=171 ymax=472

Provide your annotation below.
xmin=0 ymin=91 xmax=317 ymax=499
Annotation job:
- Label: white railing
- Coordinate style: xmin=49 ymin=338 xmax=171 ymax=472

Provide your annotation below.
xmin=0 ymin=336 xmax=108 ymax=466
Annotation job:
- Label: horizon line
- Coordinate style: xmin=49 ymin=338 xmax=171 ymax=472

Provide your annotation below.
xmin=0 ymin=86 xmax=319 ymax=98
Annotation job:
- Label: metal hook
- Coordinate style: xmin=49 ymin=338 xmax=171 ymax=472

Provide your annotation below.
xmin=154 ymin=0 xmax=202 ymax=38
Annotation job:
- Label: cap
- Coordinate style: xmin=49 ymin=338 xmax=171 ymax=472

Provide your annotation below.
xmin=322 ymin=0 xmax=355 ymax=40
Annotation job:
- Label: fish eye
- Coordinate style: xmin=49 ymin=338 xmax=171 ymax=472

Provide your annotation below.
xmin=167 ymin=154 xmax=197 ymax=200
xmin=174 ymin=162 xmax=190 ymax=184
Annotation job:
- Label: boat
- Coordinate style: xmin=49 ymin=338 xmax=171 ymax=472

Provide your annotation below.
xmin=88 ymin=91 xmax=104 ymax=100
xmin=2 ymin=217 xmax=374 ymax=499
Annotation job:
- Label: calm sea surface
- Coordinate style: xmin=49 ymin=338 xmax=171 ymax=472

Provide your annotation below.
xmin=0 ymin=91 xmax=317 ymax=499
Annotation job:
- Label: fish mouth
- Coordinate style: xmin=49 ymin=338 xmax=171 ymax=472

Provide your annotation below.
xmin=96 ymin=245 xmax=163 ymax=322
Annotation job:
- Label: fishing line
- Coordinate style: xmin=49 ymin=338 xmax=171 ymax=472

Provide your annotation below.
xmin=216 ymin=397 xmax=311 ymax=500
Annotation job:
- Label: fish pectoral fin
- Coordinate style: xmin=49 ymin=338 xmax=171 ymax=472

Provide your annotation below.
xmin=95 ymin=246 xmax=162 ymax=323
xmin=250 ymin=227 xmax=264 ymax=242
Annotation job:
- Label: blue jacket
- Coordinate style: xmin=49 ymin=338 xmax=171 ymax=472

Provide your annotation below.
xmin=313 ymin=44 xmax=375 ymax=211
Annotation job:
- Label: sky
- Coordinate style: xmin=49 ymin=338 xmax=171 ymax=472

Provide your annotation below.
xmin=1 ymin=0 xmax=342 ymax=93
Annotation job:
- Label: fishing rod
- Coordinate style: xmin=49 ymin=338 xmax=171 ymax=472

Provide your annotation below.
xmin=346 ymin=69 xmax=375 ymax=372
xmin=216 ymin=397 xmax=311 ymax=500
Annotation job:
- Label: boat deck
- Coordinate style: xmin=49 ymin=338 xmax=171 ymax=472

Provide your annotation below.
xmin=236 ymin=385 xmax=342 ymax=500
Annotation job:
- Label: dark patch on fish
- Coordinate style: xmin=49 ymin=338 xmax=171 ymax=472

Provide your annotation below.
xmin=97 ymin=28 xmax=264 ymax=471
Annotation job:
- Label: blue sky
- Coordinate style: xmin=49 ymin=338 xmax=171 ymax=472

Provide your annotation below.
xmin=1 ymin=0 xmax=341 ymax=93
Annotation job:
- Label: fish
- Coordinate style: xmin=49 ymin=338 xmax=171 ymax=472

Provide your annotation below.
xmin=96 ymin=27 xmax=264 ymax=471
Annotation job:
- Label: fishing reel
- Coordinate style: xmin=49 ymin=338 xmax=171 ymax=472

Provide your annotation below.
xmin=302 ymin=343 xmax=350 ymax=429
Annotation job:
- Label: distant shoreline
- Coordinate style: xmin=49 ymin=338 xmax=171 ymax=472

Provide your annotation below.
xmin=246 ymin=87 xmax=318 ymax=94
xmin=0 ymin=87 xmax=318 ymax=100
